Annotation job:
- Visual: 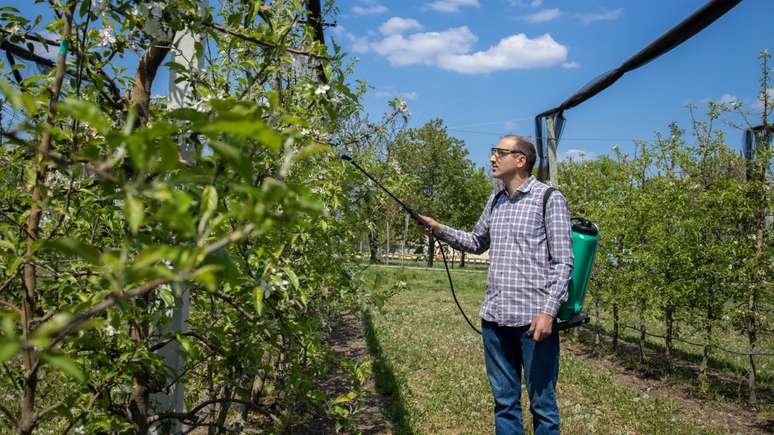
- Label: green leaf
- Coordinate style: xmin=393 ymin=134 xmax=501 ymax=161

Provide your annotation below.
xmin=253 ymin=286 xmax=264 ymax=315
xmin=31 ymin=313 xmax=73 ymax=345
xmin=283 ymin=267 xmax=300 ymax=289
xmin=134 ymin=246 xmax=170 ymax=268
xmin=0 ymin=79 xmax=35 ymax=113
xmin=44 ymin=239 xmax=101 ymax=264
xmin=332 ymin=391 xmax=358 ymax=405
xmin=58 ymin=98 xmax=111 ymax=135
xmin=168 ymin=107 xmax=207 ymax=123
xmin=191 ymin=265 xmax=221 ymax=290
xmin=200 ymin=185 xmax=218 ymax=216
xmin=293 ymin=143 xmax=331 ymax=161
xmin=306 ymin=389 xmax=326 ymax=403
xmin=159 ymin=287 xmax=175 ymax=306
xmin=176 ymin=333 xmax=192 ymax=354
xmin=208 ymin=140 xmax=252 ymax=178
xmin=198 ymin=118 xmax=279 ymax=150
xmin=126 ymin=194 xmax=144 ymax=234
xmin=0 ymin=338 xmax=20 ymax=363
xmin=39 ymin=351 xmax=86 ymax=383
xmin=261 ymin=178 xmax=287 ymax=203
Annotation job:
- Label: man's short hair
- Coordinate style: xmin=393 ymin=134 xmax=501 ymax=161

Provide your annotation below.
xmin=501 ymin=135 xmax=537 ymax=173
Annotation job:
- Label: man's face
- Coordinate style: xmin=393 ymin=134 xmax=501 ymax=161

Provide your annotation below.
xmin=490 ymin=138 xmax=527 ymax=180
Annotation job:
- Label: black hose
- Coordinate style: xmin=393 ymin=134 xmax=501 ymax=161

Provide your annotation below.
xmin=437 ymin=241 xmax=481 ymax=335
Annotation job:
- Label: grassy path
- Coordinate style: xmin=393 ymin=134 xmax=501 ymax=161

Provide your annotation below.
xmin=360 ymin=266 xmax=771 ymax=434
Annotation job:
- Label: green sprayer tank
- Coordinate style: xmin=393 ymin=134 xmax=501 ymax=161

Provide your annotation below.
xmin=558 ymin=219 xmax=599 ymax=322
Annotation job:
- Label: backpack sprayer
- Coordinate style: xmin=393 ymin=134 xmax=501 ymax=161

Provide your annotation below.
xmin=341 ymin=154 xmax=598 ymax=333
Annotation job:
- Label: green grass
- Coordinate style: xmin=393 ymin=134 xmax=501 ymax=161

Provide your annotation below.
xmin=360 ymin=266 xmax=767 ymax=434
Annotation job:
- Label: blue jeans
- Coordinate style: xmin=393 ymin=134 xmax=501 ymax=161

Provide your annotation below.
xmin=482 ymin=319 xmax=560 ymax=435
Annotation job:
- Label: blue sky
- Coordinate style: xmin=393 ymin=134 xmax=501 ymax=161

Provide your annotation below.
xmin=333 ymin=0 xmax=774 ymax=168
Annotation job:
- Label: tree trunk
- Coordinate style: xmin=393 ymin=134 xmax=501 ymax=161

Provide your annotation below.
xmin=699 ymin=298 xmax=712 ymax=393
xmin=612 ymin=304 xmax=619 ymax=350
xmin=402 ymin=214 xmax=408 ymax=268
xmin=368 ymin=231 xmax=379 ymax=263
xmin=594 ymin=298 xmax=600 ymax=346
xmin=747 ymin=287 xmax=758 ymax=407
xmin=386 ymin=219 xmax=391 ymax=260
xmin=426 ymin=234 xmax=435 ymax=268
xmin=130 ymin=43 xmax=172 ymax=124
xmin=665 ymin=305 xmax=674 ymax=363
xmin=460 ymin=251 xmax=466 ymax=268
xmin=19 ymin=3 xmax=76 ymax=433
xmin=638 ymin=299 xmax=646 ymax=362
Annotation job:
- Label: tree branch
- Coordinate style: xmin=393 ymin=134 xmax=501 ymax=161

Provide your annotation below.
xmin=148 ymin=397 xmax=259 ymax=425
xmin=0 ymin=401 xmax=16 ymax=425
xmin=0 ymin=299 xmax=22 ymax=316
xmin=201 ymin=20 xmax=331 ymax=61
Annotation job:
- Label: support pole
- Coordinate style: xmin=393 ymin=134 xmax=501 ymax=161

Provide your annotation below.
xmin=150 ymin=4 xmax=205 ymax=432
xmin=546 ymin=116 xmax=558 ymax=186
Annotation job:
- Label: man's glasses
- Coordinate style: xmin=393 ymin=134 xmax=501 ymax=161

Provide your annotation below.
xmin=490 ymin=148 xmax=526 ymax=159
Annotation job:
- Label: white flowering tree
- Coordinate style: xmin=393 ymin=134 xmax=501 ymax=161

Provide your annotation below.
xmin=0 ymin=0 xmax=378 ymax=433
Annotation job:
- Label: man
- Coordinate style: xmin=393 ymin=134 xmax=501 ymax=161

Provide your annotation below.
xmin=417 ymin=135 xmax=573 ymax=435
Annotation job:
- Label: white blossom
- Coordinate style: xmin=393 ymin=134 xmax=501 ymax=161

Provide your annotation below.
xmin=105 ymin=325 xmax=116 ymax=336
xmin=99 ymin=27 xmax=116 ymax=47
xmin=314 ymin=84 xmax=330 ymax=96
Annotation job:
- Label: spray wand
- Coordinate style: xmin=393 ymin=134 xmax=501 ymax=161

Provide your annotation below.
xmin=341 ymin=154 xmax=482 ymax=334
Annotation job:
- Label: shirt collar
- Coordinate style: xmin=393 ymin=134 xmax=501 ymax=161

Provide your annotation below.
xmin=517 ymin=175 xmax=537 ymax=193
xmin=498 ymin=175 xmax=537 ymax=198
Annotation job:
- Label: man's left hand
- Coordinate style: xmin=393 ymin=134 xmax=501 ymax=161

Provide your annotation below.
xmin=528 ymin=313 xmax=554 ymax=342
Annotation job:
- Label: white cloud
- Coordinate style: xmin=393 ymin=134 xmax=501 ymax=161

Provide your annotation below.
xmin=438 ymin=33 xmax=568 ymax=74
xmin=380 ymin=17 xmax=424 ymax=35
xmin=560 ymin=149 xmax=598 ymax=162
xmin=372 ymin=26 xmax=478 ymax=66
xmin=352 ymin=1 xmax=387 ymax=15
xmin=577 ymin=8 xmax=623 ymax=25
xmin=562 ymin=61 xmax=580 ymax=69
xmin=523 ymin=8 xmax=561 ymax=23
xmin=426 ymin=0 xmax=480 ymax=13
xmin=372 ymin=27 xmax=567 ymax=74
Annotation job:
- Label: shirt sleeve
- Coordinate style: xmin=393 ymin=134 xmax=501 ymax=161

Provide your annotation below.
xmin=542 ymin=191 xmax=574 ymax=317
xmin=436 ymin=193 xmax=494 ymax=255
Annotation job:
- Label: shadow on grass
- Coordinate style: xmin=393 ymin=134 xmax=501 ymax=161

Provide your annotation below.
xmin=361 ymin=308 xmax=415 ymax=435
xmin=568 ymin=322 xmax=774 ymax=426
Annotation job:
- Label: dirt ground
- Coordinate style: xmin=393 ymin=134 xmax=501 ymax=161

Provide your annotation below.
xmin=563 ymin=327 xmax=774 ymax=435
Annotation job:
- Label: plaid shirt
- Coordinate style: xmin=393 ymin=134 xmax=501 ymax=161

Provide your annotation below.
xmin=438 ymin=176 xmax=573 ymax=327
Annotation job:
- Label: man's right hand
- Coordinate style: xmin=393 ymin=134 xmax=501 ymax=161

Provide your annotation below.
xmin=415 ymin=215 xmax=443 ymax=236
